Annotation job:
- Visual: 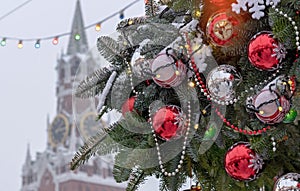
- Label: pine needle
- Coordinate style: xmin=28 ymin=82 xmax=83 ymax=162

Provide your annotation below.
xmin=75 ymin=67 xmax=113 ymax=98
xmin=70 ymin=125 xmax=115 ymax=170
xmin=97 ymin=36 xmax=123 ymax=64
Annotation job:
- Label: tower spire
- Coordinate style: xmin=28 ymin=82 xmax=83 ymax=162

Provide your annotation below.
xmin=67 ymin=0 xmax=88 ymax=55
xmin=25 ymin=143 xmax=32 ymax=166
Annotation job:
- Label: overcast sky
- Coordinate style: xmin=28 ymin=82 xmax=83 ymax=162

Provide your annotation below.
xmin=0 ymin=1 xmax=192 ymax=190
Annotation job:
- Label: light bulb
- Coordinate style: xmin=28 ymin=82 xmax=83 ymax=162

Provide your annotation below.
xmin=1 ymin=38 xmax=6 ymax=46
xmin=52 ymin=37 xmax=59 ymax=45
xmin=128 ymin=19 xmax=134 ymax=25
xmin=95 ymin=23 xmax=101 ymax=31
xmin=75 ymin=34 xmax=81 ymax=41
xmin=34 ymin=40 xmax=40 ymax=49
xmin=119 ymin=12 xmax=124 ymax=19
xmin=188 ymin=81 xmax=195 ymax=88
xmin=18 ymin=40 xmax=23 ymax=49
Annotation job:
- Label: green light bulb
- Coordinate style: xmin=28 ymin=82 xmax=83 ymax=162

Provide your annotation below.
xmin=75 ymin=34 xmax=81 ymax=41
xmin=1 ymin=39 xmax=6 ymax=46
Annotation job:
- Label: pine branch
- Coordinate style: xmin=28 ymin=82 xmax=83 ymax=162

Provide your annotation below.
xmin=117 ymin=17 xmax=147 ymax=30
xmin=269 ymin=8 xmax=296 ymax=49
xmin=70 ymin=123 xmax=117 ymax=170
xmin=126 ymin=169 xmax=146 ymax=191
xmin=113 ymin=165 xmax=132 ymax=183
xmin=96 ymin=71 xmax=118 ymax=113
xmin=145 ymin=0 xmax=159 ymax=17
xmin=171 ymin=0 xmax=192 ymax=12
xmin=97 ymin=36 xmax=124 ymax=64
xmin=75 ymin=67 xmax=113 ymax=98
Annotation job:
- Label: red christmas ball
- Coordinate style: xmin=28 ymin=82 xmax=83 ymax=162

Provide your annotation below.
xmin=206 ymin=12 xmax=239 ymax=46
xmin=121 ymin=96 xmax=136 ymax=116
xmin=208 ymin=0 xmax=235 ymax=7
xmin=152 ymin=105 xmax=186 ymax=140
xmin=151 ymin=52 xmax=187 ymax=88
xmin=224 ymin=142 xmax=263 ymax=181
xmin=248 ymin=31 xmax=286 ymax=71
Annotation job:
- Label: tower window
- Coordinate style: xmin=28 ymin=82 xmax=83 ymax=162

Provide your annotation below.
xmin=59 ymin=68 xmax=65 ymax=81
xmin=71 ymin=57 xmax=81 ymax=76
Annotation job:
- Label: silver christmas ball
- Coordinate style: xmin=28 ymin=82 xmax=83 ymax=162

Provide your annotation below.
xmin=253 ymin=89 xmax=290 ymax=124
xmin=206 ymin=65 xmax=241 ymax=102
xmin=130 ymin=51 xmax=152 ymax=79
xmin=151 ymin=52 xmax=187 ymax=88
xmin=273 ymin=173 xmax=300 ymax=191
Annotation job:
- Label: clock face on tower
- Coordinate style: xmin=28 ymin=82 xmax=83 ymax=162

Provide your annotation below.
xmin=48 ymin=114 xmax=69 ymax=148
xmin=80 ymin=112 xmax=107 ymax=140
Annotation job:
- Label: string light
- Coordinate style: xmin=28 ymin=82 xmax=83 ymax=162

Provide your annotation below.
xmin=74 ymin=34 xmax=81 ymax=41
xmin=95 ymin=23 xmax=101 ymax=31
xmin=1 ymin=38 xmax=6 ymax=46
xmin=52 ymin=37 xmax=59 ymax=45
xmin=34 ymin=39 xmax=40 ymax=48
xmin=188 ymin=81 xmax=195 ymax=88
xmin=119 ymin=11 xmax=125 ymax=19
xmin=0 ymin=0 xmax=140 ymax=49
xmin=128 ymin=19 xmax=134 ymax=25
xmin=18 ymin=40 xmax=23 ymax=49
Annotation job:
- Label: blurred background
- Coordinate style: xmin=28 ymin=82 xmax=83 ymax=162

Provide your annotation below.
xmin=0 ymin=0 xmax=148 ymax=190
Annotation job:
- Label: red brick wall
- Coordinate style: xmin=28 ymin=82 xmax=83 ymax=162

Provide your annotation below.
xmin=62 ymin=95 xmax=72 ymax=115
xmin=38 ymin=170 xmax=55 ymax=191
xmin=59 ymin=180 xmax=125 ymax=191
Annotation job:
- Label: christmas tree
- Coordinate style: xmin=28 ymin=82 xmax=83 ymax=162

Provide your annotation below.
xmin=70 ymin=0 xmax=300 ymax=190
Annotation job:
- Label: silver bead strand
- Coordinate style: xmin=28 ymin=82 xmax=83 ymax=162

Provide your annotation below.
xmin=271 ymin=137 xmax=276 ymax=152
xmin=127 ymin=62 xmax=145 ymax=95
xmin=270 ymin=2 xmax=300 ymax=50
xmin=149 ymin=101 xmax=191 ymax=176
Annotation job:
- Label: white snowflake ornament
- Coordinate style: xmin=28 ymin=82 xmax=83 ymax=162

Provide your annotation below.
xmin=272 ymin=42 xmax=287 ymax=63
xmin=232 ymin=0 xmax=281 ymax=20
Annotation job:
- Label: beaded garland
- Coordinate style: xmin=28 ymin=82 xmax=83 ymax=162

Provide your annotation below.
xmin=149 ymin=102 xmax=191 ymax=177
xmin=270 ymin=2 xmax=300 ymax=51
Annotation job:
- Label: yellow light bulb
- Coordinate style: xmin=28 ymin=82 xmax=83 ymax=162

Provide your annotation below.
xmin=128 ymin=19 xmax=134 ymax=25
xmin=18 ymin=40 xmax=23 ymax=49
xmin=95 ymin=23 xmax=101 ymax=31
xmin=195 ymin=10 xmax=201 ymax=18
xmin=278 ymin=106 xmax=283 ymax=112
xmin=202 ymin=110 xmax=207 ymax=115
xmin=175 ymin=70 xmax=180 ymax=75
xmin=259 ymin=110 xmax=264 ymax=115
xmin=194 ymin=124 xmax=199 ymax=130
xmin=288 ymin=80 xmax=293 ymax=85
xmin=188 ymin=81 xmax=195 ymax=88
xmin=156 ymin=74 xmax=161 ymax=78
